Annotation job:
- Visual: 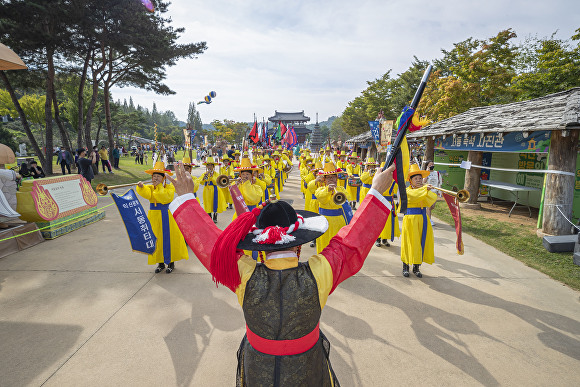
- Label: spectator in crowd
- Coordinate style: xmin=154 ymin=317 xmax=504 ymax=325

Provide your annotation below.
xmin=29 ymin=161 xmax=45 ymax=179
xmin=18 ymin=162 xmax=33 ymax=181
xmin=92 ymin=146 xmax=100 ymax=175
xmin=423 ymin=161 xmax=442 ymax=226
xmin=77 ymin=148 xmax=96 ymax=183
xmin=56 ymin=147 xmax=73 ymax=175
xmin=227 ymin=145 xmax=235 ymax=159
xmin=98 ymin=145 xmax=113 ymax=174
xmin=139 ymin=147 xmax=144 ymax=165
xmin=112 ymin=145 xmax=121 ymax=169
xmin=144 ymin=151 xmax=148 ymax=165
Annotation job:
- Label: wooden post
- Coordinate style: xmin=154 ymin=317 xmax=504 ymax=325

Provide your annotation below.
xmin=462 ymin=150 xmax=483 ymax=209
xmin=542 ymin=129 xmax=579 ymax=235
xmin=424 ymin=137 xmax=435 ymax=168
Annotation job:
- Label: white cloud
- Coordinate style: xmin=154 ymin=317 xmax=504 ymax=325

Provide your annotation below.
xmin=112 ymin=0 xmax=579 ymax=124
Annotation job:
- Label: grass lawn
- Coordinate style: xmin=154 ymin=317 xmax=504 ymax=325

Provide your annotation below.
xmin=432 ymin=203 xmax=580 ymax=291
xmin=90 ymin=156 xmax=152 ymax=189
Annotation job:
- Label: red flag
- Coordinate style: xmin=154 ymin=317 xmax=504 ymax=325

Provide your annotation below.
xmin=442 ymin=192 xmax=464 ymax=255
xmin=249 ymin=120 xmax=259 ymax=144
xmin=280 ymin=121 xmax=288 ymax=136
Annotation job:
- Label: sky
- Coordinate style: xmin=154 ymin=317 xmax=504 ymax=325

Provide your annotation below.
xmin=111 ymin=0 xmax=579 ymax=125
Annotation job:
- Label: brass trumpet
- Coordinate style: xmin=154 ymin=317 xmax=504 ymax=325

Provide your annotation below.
xmin=95 ymin=181 xmax=152 ymax=195
xmin=430 ymin=186 xmax=470 ymax=203
xmin=281 ymin=160 xmax=293 ymax=173
xmin=216 ymin=174 xmax=230 ymax=188
xmin=328 ymin=185 xmax=347 ymax=206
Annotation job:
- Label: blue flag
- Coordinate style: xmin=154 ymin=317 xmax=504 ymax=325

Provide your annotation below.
xmin=112 ymin=189 xmax=157 ymax=255
xmin=369 ymin=121 xmax=381 ymax=144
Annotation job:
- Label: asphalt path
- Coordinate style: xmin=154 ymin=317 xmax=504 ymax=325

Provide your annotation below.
xmin=0 ymin=166 xmax=579 ymax=386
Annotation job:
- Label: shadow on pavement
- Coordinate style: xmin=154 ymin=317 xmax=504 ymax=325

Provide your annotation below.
xmin=427 ymin=278 xmax=580 ymax=361
xmin=0 ymin=321 xmax=83 ymax=386
xmin=434 ymin=256 xmax=502 ymax=284
xmin=158 ymin=278 xmax=243 ymax=385
xmin=341 ymin=275 xmax=502 ymax=386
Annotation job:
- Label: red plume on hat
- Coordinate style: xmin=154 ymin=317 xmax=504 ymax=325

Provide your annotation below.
xmin=210 ymin=207 xmax=262 ymax=291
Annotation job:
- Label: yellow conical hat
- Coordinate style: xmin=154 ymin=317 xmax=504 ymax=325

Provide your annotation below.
xmin=318 ymin=161 xmax=341 ymax=175
xmin=408 ymin=163 xmax=430 ymax=180
xmin=145 ymin=161 xmax=172 ymax=176
xmin=365 ymin=157 xmax=379 ymax=166
xmin=203 ymin=156 xmax=220 ymax=165
xmin=314 ymin=160 xmax=323 ymax=171
xmin=348 ymin=152 xmax=359 ymax=159
xmin=235 ymin=157 xmax=257 ymax=171
xmin=182 ymin=156 xmax=192 ymax=166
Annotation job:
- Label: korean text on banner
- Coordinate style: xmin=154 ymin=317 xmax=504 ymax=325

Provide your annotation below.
xmin=112 ymin=189 xmax=157 ymax=254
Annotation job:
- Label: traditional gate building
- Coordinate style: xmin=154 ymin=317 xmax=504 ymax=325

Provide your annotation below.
xmin=268 ymin=111 xmax=311 ymax=145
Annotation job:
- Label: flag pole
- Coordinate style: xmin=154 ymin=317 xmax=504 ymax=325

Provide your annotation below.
xmin=381 ymin=65 xmax=432 ymax=171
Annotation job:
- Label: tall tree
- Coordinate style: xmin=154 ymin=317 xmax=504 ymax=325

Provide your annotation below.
xmin=512 ymin=28 xmax=580 ymax=100
xmin=419 ymin=29 xmax=519 ymax=121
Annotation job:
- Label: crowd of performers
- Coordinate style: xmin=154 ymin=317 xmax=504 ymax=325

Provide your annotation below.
xmin=127 ymin=143 xmax=445 ymax=385
xmin=133 ymin=144 xmax=440 ymax=280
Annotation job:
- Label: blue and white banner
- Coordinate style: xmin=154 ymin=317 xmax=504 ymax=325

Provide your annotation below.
xmin=112 ymin=189 xmax=157 ymax=255
xmin=435 ymin=131 xmax=551 ymax=153
xmin=369 ymin=121 xmax=381 ymax=144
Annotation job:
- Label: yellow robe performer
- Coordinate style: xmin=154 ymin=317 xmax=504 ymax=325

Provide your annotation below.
xmin=400 ymin=164 xmax=437 ymax=277
xmin=136 ymin=162 xmax=188 ymax=271
xmin=377 ymin=181 xmax=400 ymax=246
xmin=314 ymin=162 xmax=350 ymax=254
xmin=346 ymin=154 xmax=362 ymax=207
xmin=199 ymin=157 xmax=227 ymax=222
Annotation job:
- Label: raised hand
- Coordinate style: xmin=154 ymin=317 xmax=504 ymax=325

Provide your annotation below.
xmin=371 ymin=164 xmax=395 ymax=193
xmin=166 ymin=162 xmax=195 ymax=196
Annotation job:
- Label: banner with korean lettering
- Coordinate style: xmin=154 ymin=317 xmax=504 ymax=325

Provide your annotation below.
xmin=434 ymin=131 xmax=551 ymax=153
xmin=111 ymin=189 xmax=157 ymax=254
xmin=369 ymin=121 xmax=381 ymax=144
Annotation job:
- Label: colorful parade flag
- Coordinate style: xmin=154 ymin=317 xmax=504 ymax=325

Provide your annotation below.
xmin=249 ymin=120 xmax=259 ymax=144
xmin=112 ymin=189 xmax=157 ymax=254
xmin=280 ymin=121 xmax=288 ymax=136
xmin=442 ymin=192 xmax=464 ymax=255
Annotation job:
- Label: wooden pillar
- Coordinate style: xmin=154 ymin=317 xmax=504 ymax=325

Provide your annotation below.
xmin=424 ymin=137 xmax=435 ymax=168
xmin=462 ymin=150 xmax=483 ymax=208
xmin=542 ymin=129 xmax=579 ymax=235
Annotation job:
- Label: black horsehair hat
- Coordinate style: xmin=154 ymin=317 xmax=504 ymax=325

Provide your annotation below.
xmin=211 ymin=200 xmax=329 ymax=289
xmin=237 ymin=200 xmax=328 ymax=251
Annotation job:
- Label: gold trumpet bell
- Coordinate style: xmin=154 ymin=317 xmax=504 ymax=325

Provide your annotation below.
xmin=216 ymin=174 xmax=230 ymax=188
xmin=456 ymin=189 xmax=470 ymax=203
xmin=95 ymin=183 xmax=108 ymax=195
xmin=332 ymin=191 xmax=347 ymax=206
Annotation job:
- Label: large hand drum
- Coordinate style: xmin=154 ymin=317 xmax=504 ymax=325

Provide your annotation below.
xmin=348 ymin=176 xmax=362 ymax=187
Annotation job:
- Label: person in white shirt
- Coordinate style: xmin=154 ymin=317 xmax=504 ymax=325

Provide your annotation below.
xmin=423 ymin=161 xmax=442 ymax=226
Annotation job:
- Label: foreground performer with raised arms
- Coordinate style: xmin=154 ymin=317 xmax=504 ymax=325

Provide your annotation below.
xmin=166 ymin=161 xmax=395 ymax=386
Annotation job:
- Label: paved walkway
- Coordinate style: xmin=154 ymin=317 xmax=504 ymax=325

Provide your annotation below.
xmin=1 ymin=168 xmax=579 ymax=386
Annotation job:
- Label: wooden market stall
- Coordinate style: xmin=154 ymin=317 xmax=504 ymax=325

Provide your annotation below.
xmin=408 ymin=88 xmax=580 ymax=236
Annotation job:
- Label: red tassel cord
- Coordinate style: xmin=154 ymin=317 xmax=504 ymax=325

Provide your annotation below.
xmin=210 ymin=207 xmax=261 ymax=291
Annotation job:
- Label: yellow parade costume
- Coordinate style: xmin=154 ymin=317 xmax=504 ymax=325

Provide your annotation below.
xmin=314 ymin=162 xmax=351 ymax=254
xmin=336 ymin=158 xmax=347 ymax=188
xmin=379 ymin=181 xmax=400 ymax=241
xmin=346 ymin=157 xmax=362 ymax=203
xmin=255 ymin=165 xmax=273 ymax=202
xmin=136 ymin=162 xmax=188 ymax=266
xmin=220 ymin=158 xmax=234 ymax=205
xmin=400 ymin=166 xmax=437 ymax=265
xmin=305 ymin=160 xmax=323 ymax=213
xmin=263 ymin=156 xmax=280 ymax=198
xmin=199 ymin=157 xmax=227 ymax=215
xmin=359 ymin=158 xmax=379 ymax=201
xmin=182 ymin=156 xmax=201 ymax=203
xmin=232 ymin=158 xmax=263 ymax=220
